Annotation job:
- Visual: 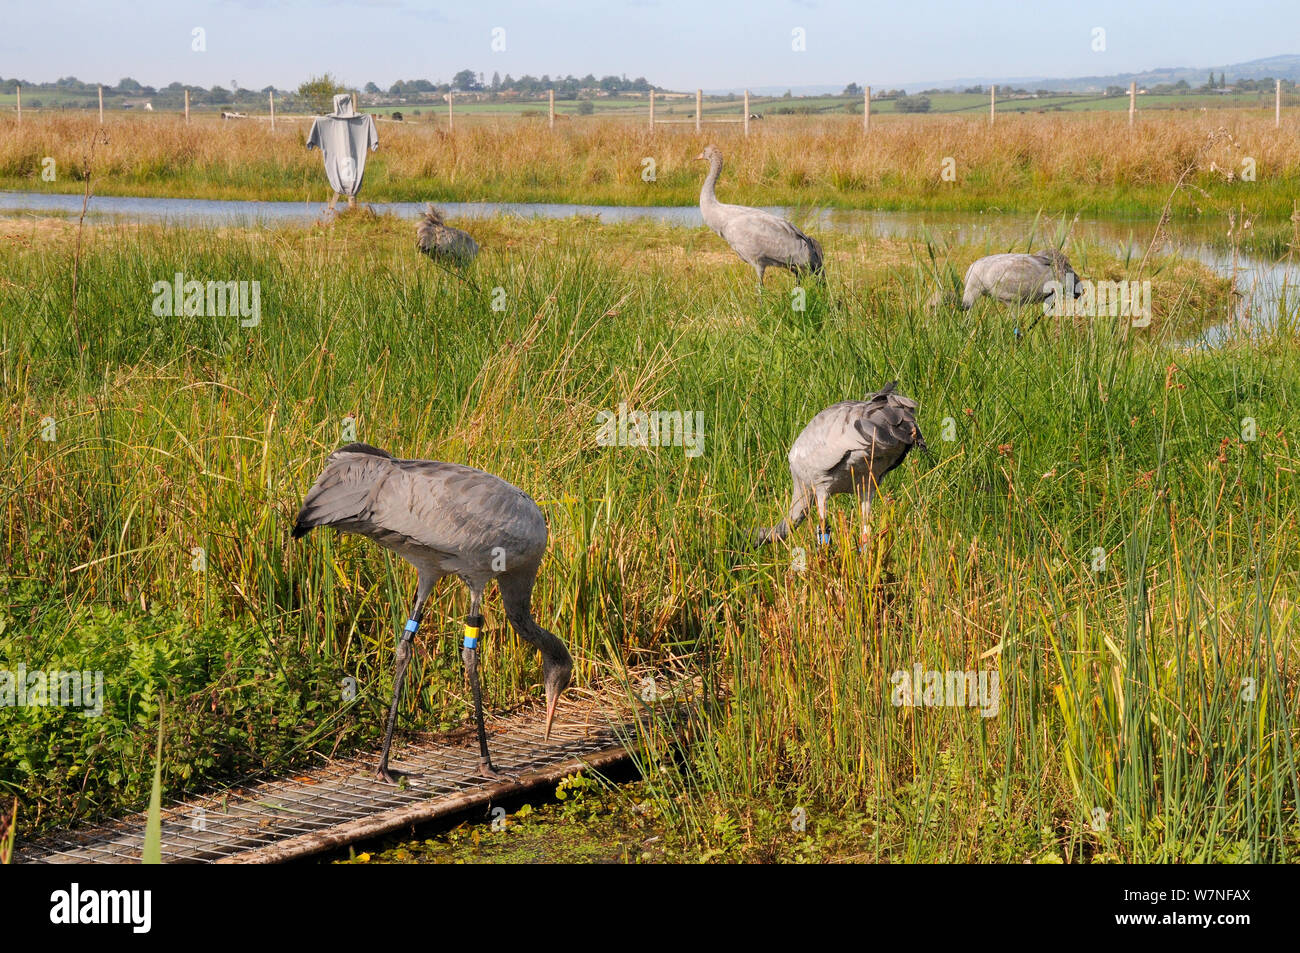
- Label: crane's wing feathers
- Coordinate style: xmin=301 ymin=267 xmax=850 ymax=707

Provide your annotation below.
xmin=293 ymin=447 xmax=547 ymax=568
xmin=714 ymin=204 xmax=823 ymax=270
xmin=790 ymin=387 xmax=926 ymax=481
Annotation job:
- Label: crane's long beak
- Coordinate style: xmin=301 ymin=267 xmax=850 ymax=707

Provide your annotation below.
xmin=544 ymin=696 xmax=558 ymax=740
xmin=694 ymin=152 xmax=706 ymax=161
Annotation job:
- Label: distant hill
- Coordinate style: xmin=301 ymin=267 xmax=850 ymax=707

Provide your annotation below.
xmin=900 ymin=54 xmax=1300 ymax=94
xmin=705 ymin=54 xmax=1300 ymax=98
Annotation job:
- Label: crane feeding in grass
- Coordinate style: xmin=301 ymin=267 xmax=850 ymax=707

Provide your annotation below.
xmin=932 ymin=249 xmax=1082 ymax=310
xmin=416 ymin=205 xmax=479 ymax=266
xmin=293 ymin=443 xmax=572 ymax=783
xmin=755 ymin=382 xmax=927 ymax=547
xmin=696 ymin=144 xmax=824 ymax=289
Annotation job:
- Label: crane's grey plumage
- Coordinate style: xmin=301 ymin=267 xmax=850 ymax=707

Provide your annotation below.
xmin=954 ymin=250 xmax=1081 ymax=309
xmin=416 ymin=205 xmax=479 ymax=266
xmin=697 ymin=144 xmax=824 ymax=289
xmin=756 ymin=382 xmax=926 ymax=545
xmin=293 ymin=442 xmax=571 ymax=782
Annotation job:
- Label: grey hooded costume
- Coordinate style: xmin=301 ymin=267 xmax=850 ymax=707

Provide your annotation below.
xmin=306 ymin=94 xmax=379 ymax=202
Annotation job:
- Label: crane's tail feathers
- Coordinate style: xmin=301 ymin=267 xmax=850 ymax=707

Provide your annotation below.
xmin=416 ymin=206 xmax=449 ymax=257
xmin=292 ymin=443 xmax=394 ymax=539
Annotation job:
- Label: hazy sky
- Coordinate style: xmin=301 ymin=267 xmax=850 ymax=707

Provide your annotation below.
xmin=2 ymin=0 xmax=1293 ymax=91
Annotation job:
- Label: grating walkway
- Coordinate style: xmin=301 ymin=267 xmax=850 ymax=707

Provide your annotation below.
xmin=17 ymin=693 xmax=642 ymax=864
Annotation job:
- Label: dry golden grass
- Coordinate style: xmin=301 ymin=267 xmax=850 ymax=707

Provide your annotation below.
xmin=2 ymin=110 xmax=1297 ymax=215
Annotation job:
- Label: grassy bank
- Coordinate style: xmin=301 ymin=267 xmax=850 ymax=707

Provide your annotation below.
xmin=2 ymin=111 xmax=1299 ymax=218
xmin=2 ymin=210 xmax=1297 ymax=861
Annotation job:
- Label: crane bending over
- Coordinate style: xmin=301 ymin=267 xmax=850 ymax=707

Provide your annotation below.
xmin=293 ymin=443 xmax=571 ymax=782
xmin=954 ymin=250 xmax=1081 ymax=309
xmin=416 ymin=205 xmax=479 ymax=266
xmin=756 ymin=382 xmax=926 ymax=546
xmin=697 ymin=144 xmax=824 ymax=289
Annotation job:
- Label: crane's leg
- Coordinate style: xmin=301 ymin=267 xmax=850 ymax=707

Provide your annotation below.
xmin=815 ymin=491 xmax=831 ymax=547
xmin=461 ymin=586 xmax=503 ymax=778
xmin=755 ymin=263 xmax=765 ymax=293
xmin=377 ymin=573 xmax=438 ymax=784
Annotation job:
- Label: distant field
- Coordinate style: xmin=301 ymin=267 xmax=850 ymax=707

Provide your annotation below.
xmin=2 ymin=88 xmax=1293 ymax=118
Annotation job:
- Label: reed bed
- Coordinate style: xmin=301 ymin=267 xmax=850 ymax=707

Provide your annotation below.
xmin=1 ymin=211 xmax=1295 ymax=860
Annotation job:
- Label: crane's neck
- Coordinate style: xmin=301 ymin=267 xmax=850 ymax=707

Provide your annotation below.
xmin=699 ymin=155 xmax=723 ymax=210
xmin=502 ymin=590 xmax=572 ymax=673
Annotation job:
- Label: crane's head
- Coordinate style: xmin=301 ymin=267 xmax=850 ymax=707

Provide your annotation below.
xmin=695 ymin=144 xmax=722 ymax=164
xmin=542 ymin=652 xmax=573 ymax=740
xmin=1040 ymin=248 xmax=1084 ymax=298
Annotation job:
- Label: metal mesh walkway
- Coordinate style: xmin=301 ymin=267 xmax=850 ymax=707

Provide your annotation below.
xmin=17 ymin=694 xmax=639 ymax=864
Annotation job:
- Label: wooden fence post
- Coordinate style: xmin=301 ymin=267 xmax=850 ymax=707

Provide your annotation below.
xmin=864 ymin=86 xmax=870 ymax=133
xmin=98 ymin=85 xmax=104 ymax=123
xmin=1277 ymin=79 xmax=1282 ymax=129
xmin=1129 ymin=82 xmax=1136 ymax=127
xmin=269 ymin=90 xmax=275 ymax=130
xmin=447 ymin=90 xmax=453 ymax=132
xmin=743 ymin=89 xmax=749 ymax=136
xmin=185 ymin=89 xmax=190 ymax=123
xmin=649 ymin=89 xmax=655 ymax=129
xmin=14 ymin=84 xmax=19 ymax=124
xmin=549 ymin=88 xmax=555 ymax=129
xmin=696 ymin=88 xmax=702 ymax=133
xmin=989 ymin=84 xmax=995 ymax=125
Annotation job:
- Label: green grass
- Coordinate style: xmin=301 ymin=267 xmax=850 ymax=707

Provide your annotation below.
xmin=2 ymin=211 xmax=1296 ymax=860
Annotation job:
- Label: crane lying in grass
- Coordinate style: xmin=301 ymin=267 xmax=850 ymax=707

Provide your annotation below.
xmin=416 ymin=205 xmax=479 ymax=266
xmin=293 ymin=443 xmax=572 ymax=783
xmin=696 ymin=144 xmax=824 ymax=290
xmin=755 ymin=382 xmax=927 ymax=547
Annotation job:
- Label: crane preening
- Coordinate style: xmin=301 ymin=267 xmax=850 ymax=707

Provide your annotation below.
xmin=755 ymin=382 xmax=927 ymax=547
